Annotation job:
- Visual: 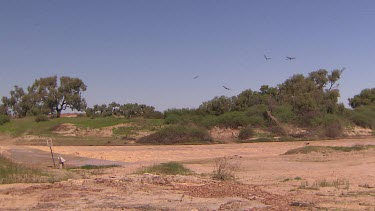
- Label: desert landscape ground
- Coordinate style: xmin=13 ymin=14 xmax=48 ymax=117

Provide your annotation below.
xmin=1 ymin=133 xmax=374 ymax=210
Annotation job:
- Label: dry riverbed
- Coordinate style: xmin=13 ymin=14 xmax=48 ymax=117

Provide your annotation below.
xmin=0 ymin=137 xmax=375 ymax=210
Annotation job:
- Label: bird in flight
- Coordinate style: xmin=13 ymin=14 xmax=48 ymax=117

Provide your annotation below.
xmin=223 ymin=86 xmax=231 ymax=90
xmin=286 ymin=56 xmax=296 ymax=60
xmin=264 ymin=55 xmax=271 ymax=60
xmin=193 ymin=75 xmax=199 ymax=79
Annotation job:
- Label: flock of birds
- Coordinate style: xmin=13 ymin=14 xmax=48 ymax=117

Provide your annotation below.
xmin=193 ymin=55 xmax=297 ymax=91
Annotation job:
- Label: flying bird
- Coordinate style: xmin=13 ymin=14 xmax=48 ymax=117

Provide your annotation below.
xmin=223 ymin=86 xmax=231 ymax=90
xmin=264 ymin=55 xmax=271 ymax=60
xmin=286 ymin=56 xmax=296 ymax=60
xmin=193 ymin=75 xmax=199 ymax=79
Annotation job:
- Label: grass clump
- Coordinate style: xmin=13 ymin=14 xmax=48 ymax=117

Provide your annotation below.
xmin=69 ymin=164 xmax=120 ymax=170
xmin=0 ymin=154 xmax=64 ymax=184
xmin=284 ymin=145 xmax=375 ymax=155
xmin=137 ymin=162 xmax=192 ymax=175
xmin=138 ymin=125 xmax=212 ymax=145
xmin=299 ymin=178 xmax=350 ymax=190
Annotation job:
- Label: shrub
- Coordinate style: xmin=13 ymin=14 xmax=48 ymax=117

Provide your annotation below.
xmin=324 ymin=115 xmax=343 ymax=138
xmin=164 ymin=114 xmax=183 ymax=124
xmin=144 ymin=111 xmax=164 ymax=119
xmin=273 ymin=105 xmax=296 ymax=123
xmin=0 ymin=115 xmax=10 ymax=125
xmin=245 ymin=105 xmax=267 ymax=126
xmin=268 ymin=125 xmax=287 ymax=136
xmin=238 ymin=126 xmax=255 ymax=140
xmin=137 ymin=162 xmax=192 ymax=175
xmin=138 ymin=125 xmax=212 ymax=145
xmin=35 ymin=115 xmax=49 ymax=122
xmin=350 ymin=105 xmax=375 ymax=129
xmin=212 ymin=157 xmax=239 ymax=181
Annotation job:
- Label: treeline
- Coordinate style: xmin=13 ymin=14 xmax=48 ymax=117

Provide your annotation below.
xmin=85 ymin=102 xmax=163 ymax=119
xmin=197 ymin=69 xmax=345 ymax=126
xmin=157 ymin=69 xmax=375 ymax=140
xmin=1 ymin=69 xmax=374 ymax=135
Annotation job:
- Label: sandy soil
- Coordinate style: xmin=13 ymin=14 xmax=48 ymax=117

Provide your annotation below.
xmin=1 ymin=136 xmax=375 ymax=210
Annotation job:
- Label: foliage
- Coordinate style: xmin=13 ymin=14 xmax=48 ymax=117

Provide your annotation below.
xmin=1 ymin=76 xmax=87 ymax=118
xmin=238 ymin=126 xmax=255 ymax=140
xmin=137 ymin=162 xmax=192 ymax=175
xmin=86 ymin=102 xmax=160 ymax=119
xmin=0 ymin=115 xmax=10 ymax=125
xmin=244 ymin=105 xmax=267 ymax=126
xmin=35 ymin=115 xmax=49 ymax=122
xmin=28 ymin=76 xmax=87 ymax=117
xmin=272 ymin=104 xmax=296 ymax=123
xmin=323 ymin=114 xmax=344 ymax=138
xmin=196 ymin=69 xmax=345 ymax=129
xmin=138 ymin=125 xmax=212 ymax=145
xmin=209 ymin=111 xmax=252 ymax=129
xmin=349 ymin=105 xmax=375 ymax=129
xmin=1 ymin=86 xmax=32 ymax=117
xmin=199 ymin=96 xmax=235 ymax=115
xmin=348 ymin=88 xmax=375 ymax=108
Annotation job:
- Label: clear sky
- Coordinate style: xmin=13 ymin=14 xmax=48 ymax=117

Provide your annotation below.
xmin=1 ymin=0 xmax=374 ymax=111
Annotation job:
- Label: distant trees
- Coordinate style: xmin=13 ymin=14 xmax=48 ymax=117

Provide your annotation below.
xmin=1 ymin=76 xmax=87 ymax=118
xmin=199 ymin=96 xmax=234 ymax=115
xmin=28 ymin=76 xmax=87 ymax=117
xmin=1 ymin=86 xmax=33 ymax=117
xmin=198 ymin=69 xmax=344 ymax=126
xmin=348 ymin=88 xmax=375 ymax=108
xmin=85 ymin=102 xmax=163 ymax=119
xmin=278 ymin=69 xmax=343 ymax=117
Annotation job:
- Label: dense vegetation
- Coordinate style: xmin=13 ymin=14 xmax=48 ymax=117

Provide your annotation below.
xmin=85 ymin=102 xmax=163 ymax=119
xmin=1 ymin=76 xmax=86 ymax=118
xmin=1 ymin=69 xmax=374 ymax=143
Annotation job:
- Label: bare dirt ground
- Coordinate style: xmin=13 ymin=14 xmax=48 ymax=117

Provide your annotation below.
xmin=1 ymin=135 xmax=375 ymax=210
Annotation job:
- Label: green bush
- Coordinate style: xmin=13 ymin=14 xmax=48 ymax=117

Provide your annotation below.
xmin=164 ymin=114 xmax=183 ymax=124
xmin=273 ymin=105 xmax=296 ymax=123
xmin=35 ymin=115 xmax=49 ymax=122
xmin=0 ymin=115 xmax=10 ymax=125
xmin=238 ymin=126 xmax=255 ymax=140
xmin=245 ymin=105 xmax=267 ymax=126
xmin=144 ymin=111 xmax=164 ymax=119
xmin=138 ymin=125 xmax=212 ymax=145
xmin=350 ymin=105 xmax=375 ymax=129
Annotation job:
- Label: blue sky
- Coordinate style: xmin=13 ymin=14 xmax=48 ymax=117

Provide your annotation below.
xmin=1 ymin=0 xmax=374 ymax=111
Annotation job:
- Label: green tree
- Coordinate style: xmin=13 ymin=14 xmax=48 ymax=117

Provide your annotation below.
xmin=28 ymin=76 xmax=87 ymax=117
xmin=1 ymin=86 xmax=33 ymax=117
xmin=199 ymin=96 xmax=234 ymax=115
xmin=348 ymin=88 xmax=375 ymax=108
